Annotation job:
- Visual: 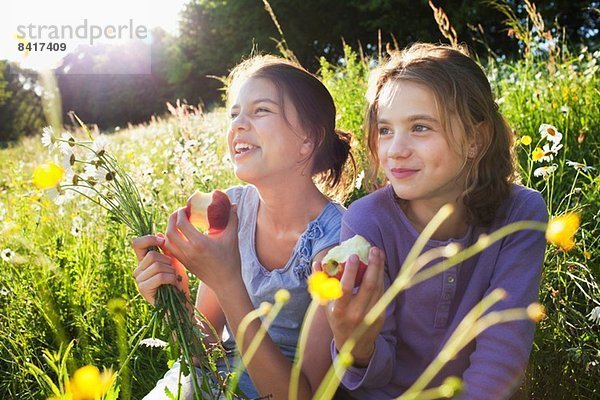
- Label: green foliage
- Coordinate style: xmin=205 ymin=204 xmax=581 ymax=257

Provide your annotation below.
xmin=0 ymin=62 xmax=45 ymax=144
xmin=0 ymin=5 xmax=598 ymax=399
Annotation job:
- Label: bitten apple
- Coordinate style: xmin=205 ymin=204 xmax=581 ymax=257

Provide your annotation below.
xmin=322 ymin=234 xmax=371 ymax=287
xmin=185 ymin=190 xmax=231 ymax=234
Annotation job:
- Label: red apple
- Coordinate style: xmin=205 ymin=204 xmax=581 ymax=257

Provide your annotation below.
xmin=185 ymin=190 xmax=231 ymax=234
xmin=322 ymin=234 xmax=371 ymax=287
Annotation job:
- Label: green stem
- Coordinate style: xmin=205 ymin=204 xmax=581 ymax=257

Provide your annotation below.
xmin=289 ymin=301 xmax=319 ymax=400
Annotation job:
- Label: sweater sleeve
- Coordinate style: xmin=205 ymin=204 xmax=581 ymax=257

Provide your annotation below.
xmin=458 ymin=192 xmax=548 ymax=400
xmin=332 ymin=217 xmax=399 ymax=390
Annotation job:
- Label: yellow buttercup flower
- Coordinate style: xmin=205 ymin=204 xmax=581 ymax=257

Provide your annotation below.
xmin=520 ymin=135 xmax=532 ymax=146
xmin=546 ymin=213 xmax=580 ymax=251
xmin=33 ymin=162 xmax=64 ymax=189
xmin=66 ymin=365 xmax=114 ymax=400
xmin=532 ymin=147 xmax=544 ymax=162
xmin=308 ymin=271 xmax=343 ymax=304
xmin=274 ymin=289 xmax=291 ymax=305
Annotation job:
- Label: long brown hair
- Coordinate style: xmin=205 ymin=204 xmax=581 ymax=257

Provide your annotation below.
xmin=228 ymin=55 xmax=355 ymax=201
xmin=366 ymin=43 xmax=516 ymax=226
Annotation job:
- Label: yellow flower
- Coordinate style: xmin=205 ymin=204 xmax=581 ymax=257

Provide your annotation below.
xmin=520 ymin=135 xmax=532 ymax=146
xmin=308 ymin=271 xmax=343 ymax=304
xmin=66 ymin=365 xmax=114 ymax=400
xmin=532 ymin=147 xmax=544 ymax=162
xmin=546 ymin=213 xmax=580 ymax=251
xmin=33 ymin=162 xmax=64 ymax=189
xmin=274 ymin=289 xmax=291 ymax=305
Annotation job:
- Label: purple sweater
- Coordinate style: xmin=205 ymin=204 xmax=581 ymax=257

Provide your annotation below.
xmin=333 ymin=184 xmax=547 ymax=399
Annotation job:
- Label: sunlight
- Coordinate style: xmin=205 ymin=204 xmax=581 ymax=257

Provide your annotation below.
xmin=1 ymin=0 xmax=188 ymax=71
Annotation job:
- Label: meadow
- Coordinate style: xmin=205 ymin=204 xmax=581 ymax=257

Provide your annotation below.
xmin=1 ymin=11 xmax=599 ymax=400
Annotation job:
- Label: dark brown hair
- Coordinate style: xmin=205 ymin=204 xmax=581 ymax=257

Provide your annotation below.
xmin=228 ymin=55 xmax=355 ymax=200
xmin=366 ymin=43 xmax=516 ymax=226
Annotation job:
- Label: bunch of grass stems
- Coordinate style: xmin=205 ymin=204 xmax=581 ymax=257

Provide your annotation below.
xmin=57 ymin=120 xmax=223 ymax=399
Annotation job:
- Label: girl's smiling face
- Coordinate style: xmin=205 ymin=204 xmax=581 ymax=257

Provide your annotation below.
xmin=227 ymin=77 xmax=312 ymax=185
xmin=376 ymin=80 xmax=469 ymax=207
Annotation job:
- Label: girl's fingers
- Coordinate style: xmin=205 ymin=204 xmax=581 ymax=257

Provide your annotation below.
xmin=164 ymin=210 xmax=189 ymax=253
xmin=133 ymin=251 xmax=172 ymax=278
xmin=137 ymin=272 xmax=180 ymax=305
xmin=175 ymin=208 xmax=202 ymax=241
xmin=312 ymin=260 xmax=323 ymax=273
xmin=357 ymin=247 xmax=385 ymax=312
xmin=131 ymin=235 xmax=165 ymax=261
xmin=135 ymin=262 xmax=176 ymax=284
xmin=333 ymin=254 xmax=360 ymax=311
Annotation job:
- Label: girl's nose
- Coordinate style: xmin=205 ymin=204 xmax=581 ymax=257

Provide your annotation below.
xmin=387 ymin=131 xmax=412 ymax=159
xmin=230 ymin=112 xmax=250 ymax=134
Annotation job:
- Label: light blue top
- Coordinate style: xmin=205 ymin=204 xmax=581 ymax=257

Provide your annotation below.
xmin=220 ymin=185 xmax=345 ymax=398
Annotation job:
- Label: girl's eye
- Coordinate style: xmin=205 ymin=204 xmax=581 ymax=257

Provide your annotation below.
xmin=255 ymin=107 xmax=270 ymax=114
xmin=378 ymin=127 xmax=392 ymax=136
xmin=229 ymin=111 xmax=239 ymax=119
xmin=413 ymin=124 xmax=430 ymax=133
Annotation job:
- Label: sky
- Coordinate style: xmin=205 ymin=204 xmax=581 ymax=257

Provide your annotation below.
xmin=1 ymin=0 xmax=189 ymax=70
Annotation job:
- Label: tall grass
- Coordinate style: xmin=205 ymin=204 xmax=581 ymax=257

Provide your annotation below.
xmin=0 ymin=6 xmax=598 ymax=400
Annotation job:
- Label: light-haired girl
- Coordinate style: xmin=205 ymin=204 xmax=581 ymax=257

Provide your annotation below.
xmin=326 ymin=43 xmax=547 ymax=399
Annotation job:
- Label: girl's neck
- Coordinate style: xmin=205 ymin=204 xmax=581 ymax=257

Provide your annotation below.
xmin=255 ymin=178 xmax=329 ymax=233
xmin=399 ymin=196 xmax=469 ymax=241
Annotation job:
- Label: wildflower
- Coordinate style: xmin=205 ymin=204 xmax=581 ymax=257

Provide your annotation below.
xmin=66 ymin=365 xmax=114 ymax=400
xmin=588 ymin=306 xmax=600 ymax=324
xmin=308 ymin=271 xmax=343 ymax=305
xmin=139 ymin=338 xmax=168 ymax=348
xmin=1 ymin=248 xmax=15 ymax=262
xmin=59 ymin=132 xmax=76 ymax=155
xmin=546 ymin=213 xmax=580 ymax=251
xmin=566 ymin=160 xmax=595 ymax=173
xmin=538 ymin=143 xmax=563 ymax=163
xmin=532 ymin=147 xmax=544 ymax=162
xmin=533 ymin=165 xmax=557 ymax=178
xmin=41 ymin=126 xmax=54 ymax=148
xmin=274 ymin=289 xmax=291 ymax=305
xmin=33 ymin=162 xmax=64 ymax=189
xmin=47 ymin=187 xmax=67 ymax=206
xmin=92 ymin=135 xmax=109 ymax=156
xmin=355 ymin=170 xmax=365 ymax=190
xmin=526 ymin=303 xmax=546 ymax=322
xmin=71 ymin=216 xmax=83 ymax=237
xmin=539 ymin=124 xmax=563 ymax=144
xmin=520 ymin=135 xmax=532 ymax=146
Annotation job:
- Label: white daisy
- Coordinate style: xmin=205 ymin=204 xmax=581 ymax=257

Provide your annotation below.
xmin=59 ymin=132 xmax=76 ymax=155
xmin=539 ymin=124 xmax=563 ymax=144
xmin=566 ymin=161 xmax=595 ymax=173
xmin=139 ymin=337 xmax=168 ymax=348
xmin=1 ymin=248 xmax=15 ymax=262
xmin=92 ymin=135 xmax=109 ymax=156
xmin=71 ymin=216 xmax=83 ymax=237
xmin=47 ymin=187 xmax=67 ymax=205
xmin=533 ymin=165 xmax=557 ymax=178
xmin=41 ymin=126 xmax=54 ymax=148
xmin=540 ymin=143 xmax=563 ymax=163
xmin=588 ymin=306 xmax=600 ymax=324
xmin=355 ymin=170 xmax=365 ymax=190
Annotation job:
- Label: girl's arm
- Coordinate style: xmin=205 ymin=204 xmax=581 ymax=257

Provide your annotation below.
xmin=163 ymin=206 xmax=334 ymax=399
xmin=457 ymin=192 xmax=547 ymax=400
xmin=328 ymin=222 xmax=399 ymax=390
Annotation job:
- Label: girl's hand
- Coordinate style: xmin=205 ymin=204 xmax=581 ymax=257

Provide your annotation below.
xmin=163 ymin=205 xmax=242 ymax=293
xmin=131 ymin=234 xmax=190 ymax=306
xmin=318 ymin=247 xmax=386 ymax=367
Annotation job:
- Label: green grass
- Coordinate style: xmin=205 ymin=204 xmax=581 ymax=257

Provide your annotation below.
xmin=0 ymin=43 xmax=598 ymax=400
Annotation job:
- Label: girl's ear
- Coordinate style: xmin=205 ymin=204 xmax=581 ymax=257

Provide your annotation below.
xmin=467 ymin=142 xmax=478 ymax=159
xmin=299 ymin=137 xmax=314 ymax=157
xmin=468 ymin=122 xmax=487 ymax=159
